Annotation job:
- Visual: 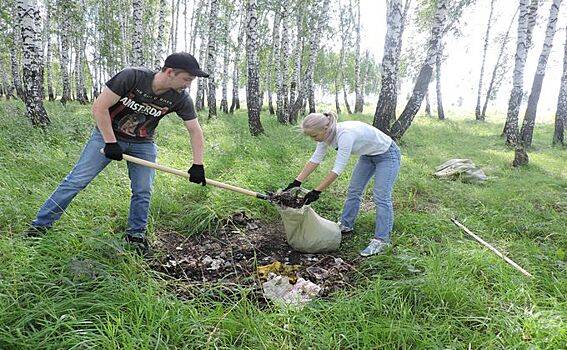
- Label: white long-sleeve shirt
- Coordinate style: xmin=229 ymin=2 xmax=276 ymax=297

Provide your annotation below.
xmin=309 ymin=121 xmax=393 ymax=175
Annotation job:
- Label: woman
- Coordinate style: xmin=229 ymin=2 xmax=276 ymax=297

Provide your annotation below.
xmin=284 ymin=111 xmax=401 ymax=256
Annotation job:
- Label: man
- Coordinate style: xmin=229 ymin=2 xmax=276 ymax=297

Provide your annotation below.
xmin=27 ymin=52 xmax=208 ymax=254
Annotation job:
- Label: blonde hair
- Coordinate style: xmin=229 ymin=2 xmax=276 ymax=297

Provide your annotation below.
xmin=300 ymin=111 xmax=338 ymax=144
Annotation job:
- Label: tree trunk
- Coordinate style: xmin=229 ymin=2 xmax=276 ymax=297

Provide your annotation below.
xmin=373 ymin=0 xmax=403 ymax=133
xmin=276 ymin=1 xmax=289 ymax=123
xmin=154 ymin=0 xmax=167 ymax=69
xmin=246 ymin=0 xmax=263 ymax=135
xmin=206 ymin=0 xmax=219 ymax=119
xmin=288 ymin=13 xmax=302 ymax=123
xmin=75 ymin=35 xmax=88 ymax=104
xmin=390 ymin=0 xmax=447 ymax=140
xmin=553 ymin=26 xmax=567 ymax=146
xmin=353 ymin=0 xmax=363 ymax=113
xmin=520 ymin=0 xmax=562 ymax=148
xmin=131 ymin=0 xmax=144 ymax=66
xmin=195 ymin=33 xmax=207 ymax=111
xmin=436 ymin=43 xmax=445 ymax=120
xmin=220 ymin=16 xmax=229 ymax=114
xmin=504 ymin=0 xmax=538 ymax=144
xmin=425 ymin=87 xmax=431 ymax=117
xmin=481 ymin=9 xmax=518 ymax=119
xmin=475 ymin=0 xmax=496 ymax=120
xmin=230 ymin=9 xmax=244 ymax=114
xmin=17 ymin=0 xmax=50 ymax=126
xmin=268 ymin=5 xmax=282 ymax=116
xmin=58 ymin=0 xmax=71 ymax=105
xmin=289 ymin=0 xmax=330 ymax=122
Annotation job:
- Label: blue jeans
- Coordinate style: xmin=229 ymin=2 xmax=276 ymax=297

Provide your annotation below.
xmin=339 ymin=142 xmax=401 ymax=242
xmin=32 ymin=129 xmax=157 ymax=234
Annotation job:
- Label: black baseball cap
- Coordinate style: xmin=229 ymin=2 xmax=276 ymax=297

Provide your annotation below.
xmin=164 ymin=52 xmax=209 ymax=78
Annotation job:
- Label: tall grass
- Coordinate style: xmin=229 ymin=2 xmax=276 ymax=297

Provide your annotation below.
xmin=0 ymin=100 xmax=565 ymax=349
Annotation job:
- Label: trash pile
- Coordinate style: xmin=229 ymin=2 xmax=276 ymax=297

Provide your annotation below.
xmin=151 ymin=212 xmax=357 ymax=306
xmin=434 ymin=159 xmax=487 ymax=183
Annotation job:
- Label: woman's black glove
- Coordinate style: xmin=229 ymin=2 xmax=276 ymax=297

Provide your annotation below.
xmin=103 ymin=142 xmax=123 ymax=161
xmin=283 ymin=179 xmax=302 ymax=191
xmin=303 ymin=189 xmax=321 ymax=205
xmin=188 ymin=164 xmax=206 ymax=186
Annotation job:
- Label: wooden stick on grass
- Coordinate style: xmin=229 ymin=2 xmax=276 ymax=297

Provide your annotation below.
xmin=451 ymin=218 xmax=533 ymax=278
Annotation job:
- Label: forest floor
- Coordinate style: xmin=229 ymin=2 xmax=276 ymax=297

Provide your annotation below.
xmin=0 ymin=100 xmax=565 ymax=349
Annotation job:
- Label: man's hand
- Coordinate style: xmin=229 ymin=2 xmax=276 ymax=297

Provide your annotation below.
xmin=103 ymin=142 xmax=123 ymax=160
xmin=188 ymin=164 xmax=206 ymax=186
xmin=303 ymin=189 xmax=321 ymax=205
xmin=283 ymin=179 xmax=302 ymax=191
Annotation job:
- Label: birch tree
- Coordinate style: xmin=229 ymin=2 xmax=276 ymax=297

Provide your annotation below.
xmin=553 ymin=26 xmax=567 ymax=146
xmin=230 ymin=7 xmax=245 ymax=113
xmin=17 ymin=0 xmax=50 ymax=126
xmin=276 ymin=0 xmax=289 ymax=123
xmin=373 ymin=0 xmax=403 ymax=132
xmin=246 ymin=0 xmax=263 ymax=135
xmin=268 ymin=3 xmax=281 ymax=116
xmin=475 ymin=0 xmax=495 ymax=121
xmin=504 ymin=0 xmax=538 ymax=144
xmin=206 ymin=0 xmax=219 ymax=118
xmin=390 ymin=0 xmax=447 ymax=140
xmin=220 ymin=8 xmax=230 ymax=114
xmin=435 ymin=42 xmax=445 ymax=120
xmin=57 ymin=0 xmax=71 ymax=105
xmin=154 ymin=0 xmax=168 ymax=69
xmin=353 ymin=0 xmax=363 ymax=113
xmin=289 ymin=12 xmax=303 ymax=123
xmin=131 ymin=0 xmax=144 ymax=66
xmin=520 ymin=0 xmax=562 ymax=148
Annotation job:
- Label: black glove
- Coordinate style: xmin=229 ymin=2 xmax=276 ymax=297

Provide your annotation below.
xmin=188 ymin=164 xmax=206 ymax=186
xmin=303 ymin=189 xmax=321 ymax=205
xmin=283 ymin=179 xmax=302 ymax=191
xmin=103 ymin=142 xmax=123 ymax=161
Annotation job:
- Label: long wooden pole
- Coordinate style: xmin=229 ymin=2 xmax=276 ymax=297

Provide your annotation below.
xmin=451 ymin=218 xmax=533 ymax=277
xmin=100 ymin=150 xmax=269 ymax=200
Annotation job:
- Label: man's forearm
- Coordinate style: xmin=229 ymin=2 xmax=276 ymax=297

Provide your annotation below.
xmin=189 ymin=128 xmax=204 ymax=164
xmin=93 ymin=109 xmax=116 ymax=143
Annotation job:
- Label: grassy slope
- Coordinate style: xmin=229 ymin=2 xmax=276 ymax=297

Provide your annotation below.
xmin=0 ymin=100 xmax=565 ymax=349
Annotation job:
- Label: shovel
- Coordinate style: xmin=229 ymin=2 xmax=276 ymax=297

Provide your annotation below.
xmin=100 ymin=150 xmax=270 ymax=200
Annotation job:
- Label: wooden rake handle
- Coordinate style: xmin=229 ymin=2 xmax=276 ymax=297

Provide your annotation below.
xmin=100 ymin=149 xmax=269 ymax=200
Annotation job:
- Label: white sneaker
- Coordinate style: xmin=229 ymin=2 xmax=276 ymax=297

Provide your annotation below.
xmin=338 ymin=223 xmax=353 ymax=234
xmin=359 ymin=238 xmax=390 ymax=257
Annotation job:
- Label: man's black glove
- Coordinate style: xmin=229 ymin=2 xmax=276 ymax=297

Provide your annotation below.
xmin=188 ymin=164 xmax=206 ymax=186
xmin=303 ymin=189 xmax=321 ymax=205
xmin=283 ymin=179 xmax=302 ymax=191
xmin=103 ymin=142 xmax=123 ymax=161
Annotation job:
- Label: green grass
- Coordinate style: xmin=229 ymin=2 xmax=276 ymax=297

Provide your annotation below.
xmin=0 ymin=100 xmax=565 ymax=349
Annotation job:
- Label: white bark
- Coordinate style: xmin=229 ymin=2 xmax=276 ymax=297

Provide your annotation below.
xmin=278 ymin=1 xmax=290 ymax=122
xmin=269 ymin=4 xmax=282 ymax=116
xmin=475 ymin=0 xmax=496 ymax=120
xmin=246 ymin=0 xmax=263 ymax=135
xmin=154 ymin=0 xmax=168 ymax=69
xmin=353 ymin=0 xmax=363 ymax=113
xmin=206 ymin=0 xmax=218 ymax=118
xmin=17 ymin=0 xmax=50 ymax=126
xmin=132 ymin=0 xmax=144 ymax=66
xmin=520 ymin=0 xmax=562 ymax=148
xmin=553 ymin=26 xmax=567 ymax=145
xmin=57 ymin=0 xmax=71 ymax=104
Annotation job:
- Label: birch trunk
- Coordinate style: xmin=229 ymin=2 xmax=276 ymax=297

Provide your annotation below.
xmin=353 ymin=0 xmax=363 ymax=113
xmin=132 ymin=0 xmax=144 ymax=66
xmin=390 ymin=0 xmax=447 ymax=140
xmin=475 ymin=0 xmax=496 ymax=121
xmin=436 ymin=42 xmax=445 ymax=120
xmin=17 ymin=0 xmax=50 ymax=126
xmin=58 ymin=0 xmax=71 ymax=105
xmin=206 ymin=0 xmax=219 ymax=118
xmin=288 ymin=13 xmax=302 ymax=123
xmin=553 ymin=26 xmax=567 ymax=146
xmin=220 ymin=16 xmax=229 ymax=114
xmin=279 ymin=2 xmax=290 ymax=122
xmin=520 ymin=0 xmax=562 ymax=148
xmin=269 ymin=5 xmax=282 ymax=116
xmin=230 ymin=9 xmax=244 ymax=113
xmin=504 ymin=0 xmax=538 ymax=144
xmin=246 ymin=0 xmax=264 ymax=135
xmin=154 ymin=0 xmax=167 ymax=69
xmin=373 ymin=0 xmax=402 ymax=132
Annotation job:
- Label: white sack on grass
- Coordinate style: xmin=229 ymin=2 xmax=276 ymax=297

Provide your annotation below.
xmin=276 ymin=205 xmax=341 ymax=253
xmin=434 ymin=158 xmax=487 ymax=183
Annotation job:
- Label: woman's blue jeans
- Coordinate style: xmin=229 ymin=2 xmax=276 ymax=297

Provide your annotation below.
xmin=339 ymin=142 xmax=401 ymax=242
xmin=32 ymin=129 xmax=157 ymax=234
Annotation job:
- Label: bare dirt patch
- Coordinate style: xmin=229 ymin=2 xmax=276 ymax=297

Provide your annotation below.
xmin=149 ymin=212 xmax=363 ymax=302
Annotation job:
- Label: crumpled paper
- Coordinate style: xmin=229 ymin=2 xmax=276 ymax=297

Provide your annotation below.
xmin=262 ymin=274 xmax=321 ymax=307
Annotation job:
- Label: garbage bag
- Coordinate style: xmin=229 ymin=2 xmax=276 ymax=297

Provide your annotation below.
xmin=276 ymin=205 xmax=341 ymax=253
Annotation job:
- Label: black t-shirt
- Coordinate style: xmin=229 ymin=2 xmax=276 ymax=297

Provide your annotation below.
xmin=105 ymin=67 xmax=196 ymax=142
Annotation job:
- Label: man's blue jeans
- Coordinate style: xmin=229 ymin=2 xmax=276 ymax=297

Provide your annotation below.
xmin=32 ymin=129 xmax=157 ymax=234
xmin=339 ymin=142 xmax=401 ymax=242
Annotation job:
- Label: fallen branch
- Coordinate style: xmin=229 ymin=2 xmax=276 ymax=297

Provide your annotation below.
xmin=451 ymin=218 xmax=533 ymax=278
